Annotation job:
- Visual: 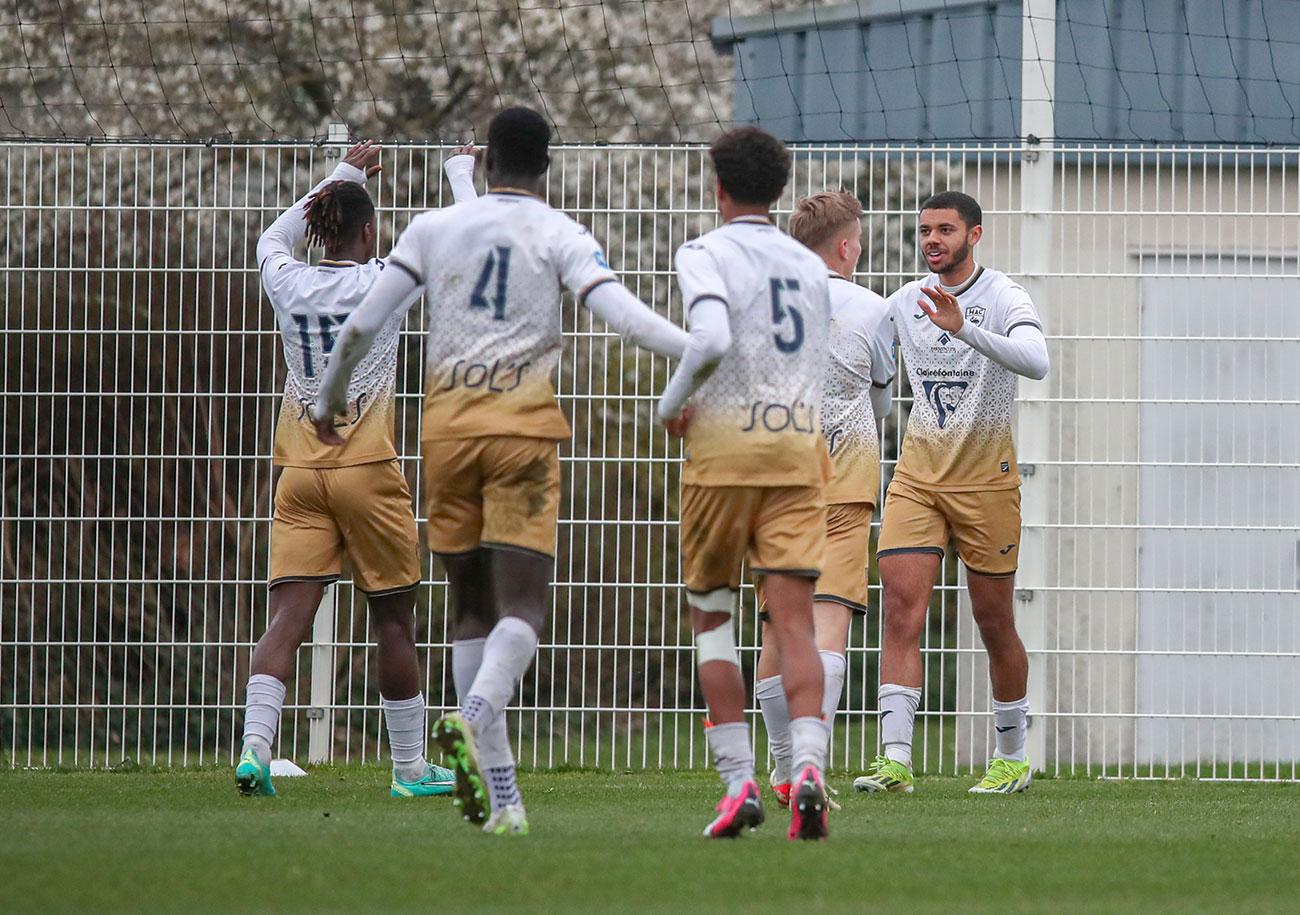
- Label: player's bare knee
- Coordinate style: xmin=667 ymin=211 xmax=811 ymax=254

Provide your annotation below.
xmin=882 ymin=589 xmax=926 ymax=636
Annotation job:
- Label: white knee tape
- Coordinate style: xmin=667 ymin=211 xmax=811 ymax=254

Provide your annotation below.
xmin=695 ymin=618 xmax=739 ymax=666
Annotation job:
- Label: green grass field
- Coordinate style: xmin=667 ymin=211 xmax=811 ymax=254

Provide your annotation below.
xmin=2 ymin=766 xmax=1297 ymax=914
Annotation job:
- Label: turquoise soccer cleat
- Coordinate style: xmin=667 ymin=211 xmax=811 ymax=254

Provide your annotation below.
xmin=235 ymin=747 xmax=276 ymax=797
xmin=391 ymin=761 xmax=457 ymax=798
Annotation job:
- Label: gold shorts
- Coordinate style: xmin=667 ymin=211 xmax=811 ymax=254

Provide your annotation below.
xmin=813 ymin=501 xmax=875 ymax=612
xmin=680 ymin=484 xmax=826 ymax=600
xmin=269 ymin=460 xmax=421 ymax=595
xmin=876 ymin=477 xmax=1022 ymax=577
xmin=422 ymin=436 xmax=561 ymax=559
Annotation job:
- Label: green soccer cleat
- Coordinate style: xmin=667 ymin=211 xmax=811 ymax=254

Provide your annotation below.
xmin=483 ymin=803 xmax=529 ymax=837
xmin=969 ymin=757 xmax=1032 ymax=794
xmin=432 ymin=713 xmax=488 ymax=825
xmin=235 ymin=747 xmax=275 ymax=797
xmin=852 ymin=755 xmax=915 ymax=794
xmin=390 ymin=761 xmax=457 ymax=798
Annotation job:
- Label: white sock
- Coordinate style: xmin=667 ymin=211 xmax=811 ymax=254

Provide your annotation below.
xmin=477 ymin=708 xmax=522 ymax=811
xmin=755 ymin=675 xmax=792 ymax=782
xmin=819 ymin=650 xmax=847 ymax=727
xmin=993 ymin=695 xmax=1030 ymax=762
xmin=382 ymin=693 xmax=427 ymax=782
xmin=878 ymin=683 xmax=922 ymax=768
xmin=705 ymin=721 xmax=754 ymax=795
xmin=463 ymin=616 xmax=539 ymax=724
xmin=241 ymin=674 xmax=285 ymax=766
xmin=789 ymin=716 xmax=830 ymax=775
xmin=452 ymin=637 xmax=486 ymax=702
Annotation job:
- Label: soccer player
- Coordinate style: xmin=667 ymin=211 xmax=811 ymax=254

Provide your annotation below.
xmin=755 ymin=191 xmax=894 ymax=808
xmin=852 ymin=191 xmax=1049 ymax=795
xmin=659 ymin=127 xmax=833 ymax=840
xmin=236 ymin=140 xmax=478 ymax=799
xmin=313 ymin=107 xmax=689 ymax=836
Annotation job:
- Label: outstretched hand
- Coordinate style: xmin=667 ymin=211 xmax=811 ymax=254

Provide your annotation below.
xmin=343 ymin=140 xmax=383 ymax=178
xmin=917 ymin=286 xmax=964 ymax=334
xmin=312 ymin=415 xmax=345 ymax=446
xmin=451 ymin=143 xmax=483 ymax=160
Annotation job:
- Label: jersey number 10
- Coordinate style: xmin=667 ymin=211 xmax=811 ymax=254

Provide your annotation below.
xmin=470 ymin=246 xmax=512 ymax=320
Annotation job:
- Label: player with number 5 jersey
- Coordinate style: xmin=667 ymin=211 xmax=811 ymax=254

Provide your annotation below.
xmin=314 ymin=108 xmax=689 ymax=837
xmin=658 ymin=127 xmax=833 ymax=841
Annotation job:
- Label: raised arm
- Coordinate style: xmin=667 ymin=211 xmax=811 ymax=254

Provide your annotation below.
xmin=256 ymin=140 xmax=381 ymax=271
xmin=443 ymin=145 xmax=480 ymax=205
xmin=917 ymin=286 xmax=1049 ymax=380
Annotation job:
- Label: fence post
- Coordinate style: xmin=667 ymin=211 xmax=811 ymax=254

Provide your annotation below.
xmin=304 ymin=122 xmax=351 ymax=767
xmin=307 ymin=585 xmax=337 ymax=765
xmin=1018 ymin=0 xmax=1056 ymax=771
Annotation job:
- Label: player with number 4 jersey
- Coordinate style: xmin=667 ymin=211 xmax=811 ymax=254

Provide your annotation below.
xmin=314 ymin=108 xmax=689 ymax=836
xmin=237 ymin=140 xmax=476 ymax=803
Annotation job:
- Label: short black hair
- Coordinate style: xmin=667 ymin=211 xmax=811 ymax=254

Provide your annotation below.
xmin=304 ymin=180 xmax=374 ymax=249
xmin=709 ymin=127 xmax=791 ymax=206
xmin=919 ymin=191 xmax=982 ymax=229
xmin=486 ymin=107 xmax=551 ymax=178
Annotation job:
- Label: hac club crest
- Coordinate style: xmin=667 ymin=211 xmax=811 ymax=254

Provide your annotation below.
xmin=922 ymin=380 xmax=969 ymax=428
xmin=964 ymin=305 xmax=986 ymax=326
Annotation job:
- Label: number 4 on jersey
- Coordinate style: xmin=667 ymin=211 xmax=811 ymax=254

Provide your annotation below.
xmin=470 ymin=246 xmax=512 ymax=320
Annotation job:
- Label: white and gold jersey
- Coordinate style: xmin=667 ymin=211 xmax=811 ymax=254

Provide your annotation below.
xmin=384 ymin=190 xmax=617 ymax=441
xmin=258 ymin=162 xmax=421 ymax=468
xmin=891 ymin=266 xmax=1043 ymax=491
xmin=822 ymin=274 xmax=895 ymax=505
xmin=674 ymin=217 xmax=832 ymax=487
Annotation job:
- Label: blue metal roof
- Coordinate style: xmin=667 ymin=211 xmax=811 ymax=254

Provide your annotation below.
xmin=712 ymin=0 xmax=1300 ymax=144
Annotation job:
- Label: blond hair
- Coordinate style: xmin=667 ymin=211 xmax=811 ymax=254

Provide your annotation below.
xmin=789 ymin=190 xmax=863 ymax=252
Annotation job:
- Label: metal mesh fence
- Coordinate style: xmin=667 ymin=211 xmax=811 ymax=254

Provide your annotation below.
xmin=3 ymin=140 xmax=1297 ymax=778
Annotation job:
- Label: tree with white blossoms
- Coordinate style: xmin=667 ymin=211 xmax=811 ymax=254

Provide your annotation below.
xmin=2 ymin=0 xmax=951 ymax=760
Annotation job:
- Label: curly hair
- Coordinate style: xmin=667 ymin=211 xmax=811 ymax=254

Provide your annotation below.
xmin=709 ymin=127 xmax=791 ymax=206
xmin=487 ymin=107 xmax=551 ymax=178
xmin=789 ymin=190 xmax=863 ymax=252
xmin=919 ymin=190 xmax=982 ymax=229
xmin=303 ymin=180 xmax=375 ymax=249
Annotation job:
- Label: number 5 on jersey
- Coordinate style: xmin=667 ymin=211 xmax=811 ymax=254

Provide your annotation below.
xmin=470 ymin=246 xmax=512 ymax=320
xmin=770 ymin=277 xmax=804 ymax=353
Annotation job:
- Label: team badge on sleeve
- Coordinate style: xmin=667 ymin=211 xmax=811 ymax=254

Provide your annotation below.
xmin=922 ymin=380 xmax=969 ymax=428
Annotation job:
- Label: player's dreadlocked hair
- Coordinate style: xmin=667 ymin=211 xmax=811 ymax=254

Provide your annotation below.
xmin=303 ymin=180 xmax=375 ymax=249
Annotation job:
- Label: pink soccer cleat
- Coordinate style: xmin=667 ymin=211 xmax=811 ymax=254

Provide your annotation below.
xmin=788 ymin=765 xmax=828 ymax=841
xmin=702 ymin=780 xmax=766 ymax=838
